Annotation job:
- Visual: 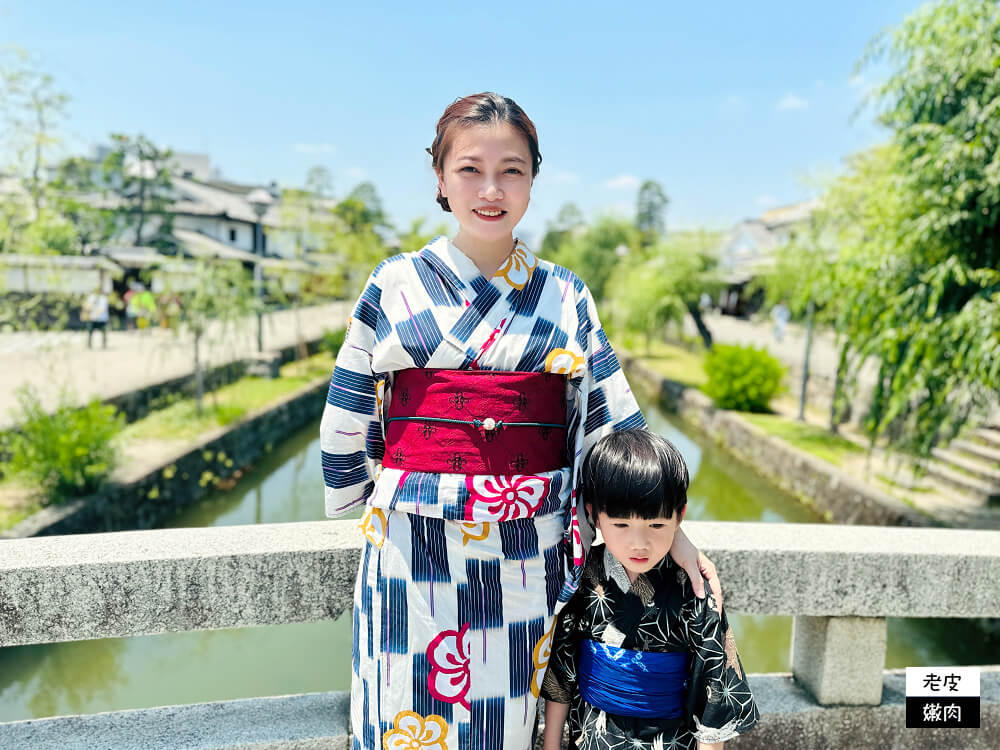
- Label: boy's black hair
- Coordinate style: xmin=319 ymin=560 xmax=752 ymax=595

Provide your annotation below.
xmin=582 ymin=429 xmax=689 ymax=520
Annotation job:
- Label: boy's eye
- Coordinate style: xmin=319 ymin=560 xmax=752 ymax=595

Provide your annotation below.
xmin=649 ymin=524 xmax=665 ymax=529
xmin=505 ymin=168 xmax=523 ymax=175
xmin=612 ymin=523 xmax=629 ymax=529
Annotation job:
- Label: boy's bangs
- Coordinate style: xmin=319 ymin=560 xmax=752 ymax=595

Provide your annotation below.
xmin=583 ymin=430 xmax=689 ymax=521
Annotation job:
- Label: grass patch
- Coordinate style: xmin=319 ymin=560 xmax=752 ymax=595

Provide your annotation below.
xmin=0 ymin=479 xmax=44 ymax=532
xmin=628 ymin=337 xmax=709 ymax=389
xmin=742 ymin=413 xmax=865 ymax=467
xmin=877 ymin=473 xmax=932 ymax=493
xmin=122 ymin=352 xmax=335 ymax=442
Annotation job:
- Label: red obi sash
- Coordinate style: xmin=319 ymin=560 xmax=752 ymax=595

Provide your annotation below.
xmin=383 ymin=369 xmax=567 ymax=475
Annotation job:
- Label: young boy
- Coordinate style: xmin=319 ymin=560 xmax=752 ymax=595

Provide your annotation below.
xmin=541 ymin=430 xmax=759 ymax=750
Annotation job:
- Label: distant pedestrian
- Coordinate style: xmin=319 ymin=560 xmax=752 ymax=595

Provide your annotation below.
xmin=131 ymin=284 xmax=157 ymax=332
xmin=83 ymin=287 xmax=110 ymax=349
xmin=771 ymin=300 xmax=790 ymax=342
xmin=124 ymin=282 xmax=141 ymax=330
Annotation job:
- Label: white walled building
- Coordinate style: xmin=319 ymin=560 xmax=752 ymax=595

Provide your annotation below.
xmin=716 ymin=199 xmax=820 ymax=315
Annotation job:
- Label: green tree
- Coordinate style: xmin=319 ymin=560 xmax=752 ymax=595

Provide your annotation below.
xmin=609 ymin=231 xmax=721 ymax=349
xmin=341 ymin=181 xmax=390 ymax=232
xmin=548 ymin=216 xmax=640 ymax=302
xmin=539 ymin=202 xmax=584 ymax=259
xmin=0 ymin=48 xmax=69 ymax=216
xmin=101 ymin=133 xmax=175 ymax=248
xmin=305 ymin=164 xmax=333 ymax=199
xmin=48 ymin=156 xmax=115 ymax=252
xmin=18 ymin=208 xmax=79 ymax=255
xmin=179 ymin=261 xmax=256 ymax=413
xmin=636 ymin=179 xmax=669 ymax=246
xmin=397 ymin=217 xmax=449 ymax=252
xmin=811 ymin=0 xmax=1000 ymax=456
xmin=0 ymin=193 xmax=32 ymax=254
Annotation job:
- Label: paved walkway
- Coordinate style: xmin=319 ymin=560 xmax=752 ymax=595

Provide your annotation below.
xmin=0 ymin=302 xmax=351 ymax=430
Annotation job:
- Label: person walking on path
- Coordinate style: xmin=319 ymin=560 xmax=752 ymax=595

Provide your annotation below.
xmin=320 ymin=92 xmax=722 ymax=750
xmin=770 ymin=299 xmax=790 ymax=343
xmin=83 ymin=287 xmax=110 ymax=350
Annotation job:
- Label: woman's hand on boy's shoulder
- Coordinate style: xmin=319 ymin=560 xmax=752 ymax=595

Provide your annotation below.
xmin=695 ymin=551 xmax=723 ymax=615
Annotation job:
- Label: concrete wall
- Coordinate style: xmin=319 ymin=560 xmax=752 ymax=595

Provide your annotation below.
xmin=2 ymin=520 xmax=997 ymax=644
xmin=3 ymin=673 xmax=997 ymax=750
xmin=0 ymin=521 xmax=997 ymax=748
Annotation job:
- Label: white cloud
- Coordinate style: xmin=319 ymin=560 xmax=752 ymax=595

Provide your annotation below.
xmin=756 ymin=194 xmax=778 ymax=208
xmin=777 ymin=93 xmax=808 ymax=111
xmin=719 ymin=94 xmax=748 ymax=116
xmin=604 ymin=174 xmax=640 ymax=190
xmin=343 ymin=167 xmax=368 ymax=181
xmin=848 ymin=73 xmax=866 ymax=89
xmin=293 ymin=142 xmax=336 ymax=155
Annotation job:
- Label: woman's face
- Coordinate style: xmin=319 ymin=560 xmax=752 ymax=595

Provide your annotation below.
xmin=436 ymin=122 xmax=533 ymax=246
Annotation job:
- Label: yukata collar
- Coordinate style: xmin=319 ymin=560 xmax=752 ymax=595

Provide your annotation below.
xmin=418 ymin=235 xmax=539 ymax=294
xmin=602 ymin=545 xmax=672 ymax=604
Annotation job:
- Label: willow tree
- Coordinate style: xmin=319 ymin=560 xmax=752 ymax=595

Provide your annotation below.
xmin=181 ymin=261 xmax=255 ymax=414
xmin=609 ymin=231 xmax=721 ymax=351
xmin=817 ymin=0 xmax=1000 ymax=456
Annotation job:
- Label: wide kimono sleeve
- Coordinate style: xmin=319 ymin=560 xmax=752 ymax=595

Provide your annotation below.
xmin=319 ymin=270 xmax=387 ymax=518
xmin=568 ymin=282 xmax=646 ymax=552
xmin=539 ymin=591 xmax=585 ymax=705
xmin=681 ymin=582 xmax=760 ymax=743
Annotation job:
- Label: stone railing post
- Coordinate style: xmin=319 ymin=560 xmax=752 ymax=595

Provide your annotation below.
xmin=791 ymin=615 xmax=887 ymax=705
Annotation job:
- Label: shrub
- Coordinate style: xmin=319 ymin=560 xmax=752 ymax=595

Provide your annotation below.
xmin=703 ymin=344 xmax=786 ymax=412
xmin=5 ymin=386 xmax=125 ymax=502
xmin=321 ymin=327 xmax=347 ymax=356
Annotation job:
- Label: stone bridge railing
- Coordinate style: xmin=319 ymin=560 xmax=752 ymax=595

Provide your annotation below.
xmin=0 ymin=521 xmax=997 ymax=749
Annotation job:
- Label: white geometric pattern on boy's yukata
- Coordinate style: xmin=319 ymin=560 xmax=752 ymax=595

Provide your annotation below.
xmin=320 ymin=236 xmax=645 ymax=750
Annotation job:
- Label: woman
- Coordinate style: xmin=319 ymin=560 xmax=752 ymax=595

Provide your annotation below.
xmin=321 ymin=92 xmax=720 ymax=750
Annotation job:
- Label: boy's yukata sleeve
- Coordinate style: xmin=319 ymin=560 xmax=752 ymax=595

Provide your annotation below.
xmin=539 ymin=595 xmax=583 ymax=705
xmin=682 ymin=580 xmax=760 ymax=743
xmin=319 ymin=270 xmax=386 ymax=518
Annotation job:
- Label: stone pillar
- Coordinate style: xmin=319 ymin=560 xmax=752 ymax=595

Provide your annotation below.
xmin=791 ymin=615 xmax=886 ymax=705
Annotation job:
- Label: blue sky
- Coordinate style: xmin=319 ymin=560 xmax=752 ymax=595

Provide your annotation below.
xmin=2 ymin=0 xmax=924 ymax=244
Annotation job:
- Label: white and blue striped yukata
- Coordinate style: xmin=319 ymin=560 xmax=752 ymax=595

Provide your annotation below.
xmin=320 ymin=236 xmax=645 ymax=750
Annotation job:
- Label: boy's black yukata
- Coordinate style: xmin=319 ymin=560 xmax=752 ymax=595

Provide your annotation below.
xmin=541 ymin=544 xmax=759 ymax=749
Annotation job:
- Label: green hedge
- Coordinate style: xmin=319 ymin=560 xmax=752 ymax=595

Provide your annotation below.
xmin=703 ymin=344 xmax=786 ymax=412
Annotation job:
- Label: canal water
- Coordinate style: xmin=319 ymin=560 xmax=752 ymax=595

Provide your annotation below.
xmin=0 ymin=399 xmax=994 ymax=721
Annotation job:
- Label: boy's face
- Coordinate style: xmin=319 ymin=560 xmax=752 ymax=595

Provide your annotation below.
xmin=590 ymin=508 xmax=682 ymax=583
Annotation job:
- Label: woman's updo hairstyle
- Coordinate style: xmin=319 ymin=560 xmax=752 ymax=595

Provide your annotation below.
xmin=427 ymin=92 xmax=542 ymax=213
